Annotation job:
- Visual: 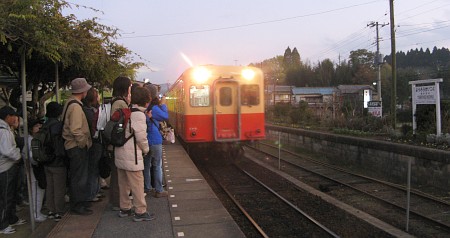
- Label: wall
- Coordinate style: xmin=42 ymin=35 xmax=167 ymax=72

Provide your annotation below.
xmin=266 ymin=125 xmax=450 ymax=191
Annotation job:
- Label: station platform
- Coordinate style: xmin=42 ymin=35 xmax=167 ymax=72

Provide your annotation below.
xmin=23 ymin=143 xmax=245 ymax=238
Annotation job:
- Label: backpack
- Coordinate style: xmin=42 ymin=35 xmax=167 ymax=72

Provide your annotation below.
xmin=30 ymin=101 xmax=73 ymax=165
xmin=150 ymin=119 xmax=174 ymax=143
xmin=31 ymin=120 xmax=59 ymax=164
xmin=103 ymin=107 xmax=140 ymax=147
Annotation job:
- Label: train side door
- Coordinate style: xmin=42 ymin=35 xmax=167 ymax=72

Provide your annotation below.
xmin=214 ymin=81 xmax=240 ymax=141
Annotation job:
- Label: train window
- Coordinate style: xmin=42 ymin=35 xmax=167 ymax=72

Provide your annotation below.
xmin=190 ymin=85 xmax=210 ymax=107
xmin=241 ymin=85 xmax=259 ymax=106
xmin=220 ymin=87 xmax=232 ymax=106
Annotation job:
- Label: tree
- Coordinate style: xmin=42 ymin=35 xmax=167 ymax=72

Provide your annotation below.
xmin=283 ymin=47 xmax=292 ymax=71
xmin=0 ymin=0 xmax=142 ymax=117
xmin=314 ymin=59 xmax=335 ymax=86
xmin=349 ymin=49 xmax=376 ymax=84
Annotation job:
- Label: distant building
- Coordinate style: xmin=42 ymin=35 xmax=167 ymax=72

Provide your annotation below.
xmin=337 ymin=85 xmax=375 ymax=108
xmin=266 ymin=85 xmax=293 ymax=105
xmin=292 ymin=87 xmax=340 ymax=119
xmin=265 ymin=84 xmax=375 ymax=117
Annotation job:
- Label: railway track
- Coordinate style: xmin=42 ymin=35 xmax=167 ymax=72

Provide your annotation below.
xmin=189 ymin=146 xmax=397 ymax=237
xmin=245 ymin=141 xmax=450 ymax=237
xmin=194 ymin=156 xmax=338 ymax=237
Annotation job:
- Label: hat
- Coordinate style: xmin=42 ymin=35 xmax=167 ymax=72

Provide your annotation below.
xmin=28 ymin=118 xmax=44 ymax=129
xmin=46 ymin=102 xmax=63 ymax=118
xmin=0 ymin=106 xmax=19 ymax=120
xmin=71 ymin=78 xmax=92 ymax=94
xmin=144 ymin=83 xmax=158 ymax=99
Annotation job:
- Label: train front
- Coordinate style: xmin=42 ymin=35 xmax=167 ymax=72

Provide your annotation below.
xmin=167 ymin=65 xmax=266 ymax=145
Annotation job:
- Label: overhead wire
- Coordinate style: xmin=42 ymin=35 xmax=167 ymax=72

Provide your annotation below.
xmin=119 ymin=0 xmax=385 ymax=39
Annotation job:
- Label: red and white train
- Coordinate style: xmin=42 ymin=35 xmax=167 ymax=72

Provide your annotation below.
xmin=165 ymin=65 xmax=265 ymax=151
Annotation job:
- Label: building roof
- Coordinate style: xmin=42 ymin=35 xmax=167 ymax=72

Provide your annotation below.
xmin=267 ymin=85 xmax=292 ymax=93
xmin=337 ymin=85 xmax=374 ymax=94
xmin=292 ymin=87 xmax=337 ymax=95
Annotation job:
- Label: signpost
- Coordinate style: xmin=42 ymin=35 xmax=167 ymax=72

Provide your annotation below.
xmin=409 ymin=78 xmax=443 ymax=135
xmin=368 ymin=101 xmax=382 ymax=118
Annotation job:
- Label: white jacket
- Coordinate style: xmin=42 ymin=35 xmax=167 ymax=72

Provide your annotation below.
xmin=114 ymin=106 xmax=149 ymax=171
xmin=0 ymin=119 xmax=21 ymax=173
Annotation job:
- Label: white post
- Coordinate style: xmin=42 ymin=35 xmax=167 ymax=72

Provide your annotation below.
xmin=406 ymin=157 xmax=411 ymax=231
xmin=278 ymin=132 xmax=281 ymax=170
xmin=411 ymin=84 xmax=416 ymax=135
xmin=435 ymin=82 xmax=441 ymax=135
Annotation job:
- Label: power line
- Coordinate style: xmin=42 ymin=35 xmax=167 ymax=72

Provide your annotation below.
xmin=120 ymin=0 xmax=384 ymax=39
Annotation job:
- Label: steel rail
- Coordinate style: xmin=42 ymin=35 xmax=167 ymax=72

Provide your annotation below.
xmin=241 ymin=169 xmax=340 ymax=238
xmin=203 ymin=166 xmax=269 ymax=238
xmin=246 ymin=143 xmax=450 ymax=231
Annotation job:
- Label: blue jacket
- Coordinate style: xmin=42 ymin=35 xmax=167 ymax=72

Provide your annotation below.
xmin=146 ymin=104 xmax=169 ymax=145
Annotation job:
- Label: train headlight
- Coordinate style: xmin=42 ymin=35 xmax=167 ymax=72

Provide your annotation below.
xmin=193 ymin=67 xmax=211 ymax=83
xmin=241 ymin=68 xmax=255 ymax=80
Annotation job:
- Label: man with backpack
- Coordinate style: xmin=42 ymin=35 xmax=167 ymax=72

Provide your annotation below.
xmin=62 ymin=78 xmax=93 ymax=216
xmin=42 ymin=102 xmax=66 ymax=221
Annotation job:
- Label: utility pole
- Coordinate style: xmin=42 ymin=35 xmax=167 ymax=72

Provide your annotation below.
xmin=367 ymin=21 xmax=388 ymax=105
xmin=389 ymin=0 xmax=397 ymax=129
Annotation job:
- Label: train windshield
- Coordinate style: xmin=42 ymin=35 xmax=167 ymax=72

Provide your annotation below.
xmin=241 ymin=84 xmax=259 ymax=106
xmin=190 ymin=85 xmax=210 ymax=107
xmin=220 ymin=87 xmax=232 ymax=106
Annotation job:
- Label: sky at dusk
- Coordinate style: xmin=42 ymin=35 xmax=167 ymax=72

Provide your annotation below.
xmin=66 ymin=0 xmax=450 ymax=85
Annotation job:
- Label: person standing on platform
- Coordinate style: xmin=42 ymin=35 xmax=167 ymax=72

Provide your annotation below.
xmin=108 ymin=76 xmax=132 ymax=211
xmin=43 ymin=102 xmax=66 ymax=222
xmin=0 ymin=106 xmax=26 ymax=234
xmin=115 ymin=86 xmax=154 ymax=222
xmin=24 ymin=119 xmax=47 ymax=222
xmin=145 ymin=84 xmax=169 ymax=198
xmin=62 ymin=78 xmax=93 ymax=215
xmin=82 ymin=88 xmax=102 ymax=203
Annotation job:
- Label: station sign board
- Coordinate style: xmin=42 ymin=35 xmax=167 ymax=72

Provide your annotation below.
xmin=414 ymin=85 xmax=436 ymax=104
xmin=367 ymin=101 xmax=382 ymax=118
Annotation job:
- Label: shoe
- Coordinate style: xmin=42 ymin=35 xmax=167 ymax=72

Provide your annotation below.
xmin=10 ymin=219 xmax=26 ymax=226
xmin=70 ymin=207 xmax=93 ymax=216
xmin=96 ymin=193 xmax=105 ymax=198
xmin=47 ymin=212 xmax=56 ymax=219
xmin=0 ymin=226 xmax=16 ymax=234
xmin=118 ymin=209 xmax=134 ymax=218
xmin=111 ymin=206 xmax=120 ymax=211
xmin=133 ymin=212 xmax=155 ymax=222
xmin=90 ymin=197 xmax=102 ymax=202
xmin=35 ymin=216 xmax=47 ymax=222
xmin=153 ymin=191 xmax=168 ymax=198
xmin=83 ymin=207 xmax=93 ymax=212
xmin=54 ymin=213 xmax=62 ymax=222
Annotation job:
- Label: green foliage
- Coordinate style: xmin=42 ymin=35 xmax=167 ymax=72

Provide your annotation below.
xmin=0 ymin=0 xmax=143 ymax=117
xmin=289 ymin=101 xmax=316 ymax=125
xmin=273 ymin=103 xmax=291 ymax=119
